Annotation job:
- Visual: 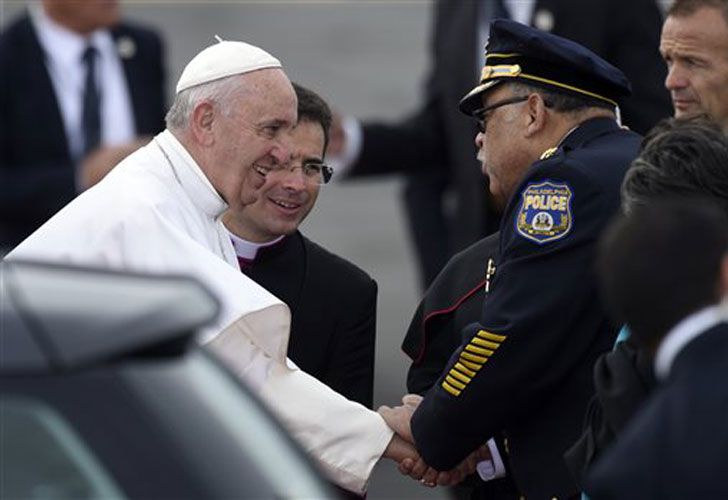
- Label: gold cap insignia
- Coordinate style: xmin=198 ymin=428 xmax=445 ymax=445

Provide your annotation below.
xmin=480 ymin=64 xmax=522 ymax=83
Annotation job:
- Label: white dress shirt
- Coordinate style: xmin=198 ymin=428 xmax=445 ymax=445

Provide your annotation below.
xmin=654 ymin=303 xmax=728 ymax=380
xmin=30 ymin=4 xmax=135 ymax=163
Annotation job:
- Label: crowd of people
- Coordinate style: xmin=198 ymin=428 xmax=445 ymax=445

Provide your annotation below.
xmin=3 ymin=0 xmax=728 ymax=498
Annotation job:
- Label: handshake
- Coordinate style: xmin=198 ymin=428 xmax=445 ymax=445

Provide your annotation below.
xmin=378 ymin=394 xmax=493 ymax=488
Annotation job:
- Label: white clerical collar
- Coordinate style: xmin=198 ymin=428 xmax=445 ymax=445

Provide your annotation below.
xmin=654 ymin=303 xmax=727 ymax=380
xmin=226 ymin=228 xmax=285 ymax=260
xmin=154 ymin=130 xmax=227 ymax=219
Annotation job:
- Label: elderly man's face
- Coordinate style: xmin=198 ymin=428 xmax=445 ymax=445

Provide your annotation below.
xmin=661 ymin=7 xmax=728 ymax=128
xmin=474 ymin=85 xmax=534 ymax=211
xmin=43 ymin=0 xmax=120 ymax=34
xmin=227 ymin=119 xmax=324 ymax=242
xmin=211 ymin=69 xmax=297 ymax=211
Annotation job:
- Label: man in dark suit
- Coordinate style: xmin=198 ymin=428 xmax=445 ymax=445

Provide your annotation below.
xmin=0 ymin=0 xmax=166 ymax=248
xmin=223 ymin=83 xmax=376 ymax=409
xmin=333 ymin=0 xmax=669 ymax=289
xmin=379 ymin=21 xmax=642 ymax=498
xmin=585 ymin=199 xmax=728 ymax=500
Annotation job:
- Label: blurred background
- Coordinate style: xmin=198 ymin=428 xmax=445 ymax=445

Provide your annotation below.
xmin=0 ymin=1 xmax=672 ymax=497
xmin=1 ymin=1 xmax=443 ymax=497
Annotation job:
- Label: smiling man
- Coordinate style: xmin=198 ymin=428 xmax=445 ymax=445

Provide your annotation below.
xmin=660 ymin=0 xmax=728 ymax=130
xmin=223 ymin=83 xmax=377 ymax=409
xmin=7 ymin=43 xmax=418 ymax=495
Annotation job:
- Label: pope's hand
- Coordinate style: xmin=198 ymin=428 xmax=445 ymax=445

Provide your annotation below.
xmin=377 ymin=402 xmax=415 ymax=444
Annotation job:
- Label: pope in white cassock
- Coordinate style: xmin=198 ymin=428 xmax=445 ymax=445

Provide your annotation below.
xmin=6 ymin=40 xmax=413 ymax=494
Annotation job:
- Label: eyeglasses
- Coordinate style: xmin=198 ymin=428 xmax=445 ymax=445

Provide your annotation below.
xmin=253 ymin=161 xmax=334 ymax=185
xmin=473 ymin=95 xmax=529 ymax=133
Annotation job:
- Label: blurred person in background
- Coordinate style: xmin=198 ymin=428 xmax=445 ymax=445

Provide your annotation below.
xmin=0 ymin=0 xmax=166 ymax=249
xmin=565 ymin=116 xmax=728 ymax=488
xmin=585 ymin=199 xmax=728 ymax=499
xmin=223 ymin=83 xmax=377 ymax=410
xmin=330 ymin=0 xmax=669 ymax=290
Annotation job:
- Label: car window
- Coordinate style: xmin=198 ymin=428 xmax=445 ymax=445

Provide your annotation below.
xmin=0 ymin=398 xmax=125 ymax=500
xmin=124 ymin=351 xmax=333 ymax=499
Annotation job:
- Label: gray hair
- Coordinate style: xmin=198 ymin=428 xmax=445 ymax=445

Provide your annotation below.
xmin=165 ymin=74 xmax=247 ymax=130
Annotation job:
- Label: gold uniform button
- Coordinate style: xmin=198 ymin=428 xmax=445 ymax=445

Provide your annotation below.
xmin=540 ymin=146 xmax=557 ymax=160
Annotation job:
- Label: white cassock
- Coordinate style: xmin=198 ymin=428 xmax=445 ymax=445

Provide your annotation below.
xmin=7 ymin=130 xmax=393 ymax=494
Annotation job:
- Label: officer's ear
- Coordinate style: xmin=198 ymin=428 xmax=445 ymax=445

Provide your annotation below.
xmin=523 ymin=93 xmax=548 ymax=137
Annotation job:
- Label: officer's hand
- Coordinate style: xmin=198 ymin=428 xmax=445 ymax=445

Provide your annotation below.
xmin=401 ymin=393 xmax=423 ymax=409
xmin=398 ymin=442 xmax=493 ymax=487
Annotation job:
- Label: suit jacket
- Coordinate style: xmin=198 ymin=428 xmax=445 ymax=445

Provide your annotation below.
xmin=348 ymin=0 xmax=670 ymax=284
xmin=0 ymin=14 xmax=166 ymax=247
xmin=411 ymin=118 xmax=641 ymax=499
xmin=586 ymin=322 xmax=728 ymax=500
xmin=243 ymin=231 xmax=377 ymax=408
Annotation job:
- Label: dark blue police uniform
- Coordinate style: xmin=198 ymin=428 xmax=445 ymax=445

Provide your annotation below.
xmin=410 ymin=20 xmax=642 ymax=499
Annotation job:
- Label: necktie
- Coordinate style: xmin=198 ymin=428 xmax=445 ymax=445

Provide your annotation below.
xmin=81 ymin=45 xmax=101 ymax=156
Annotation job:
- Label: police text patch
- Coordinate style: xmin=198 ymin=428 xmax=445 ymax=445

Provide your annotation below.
xmin=516 ymin=181 xmax=573 ymax=244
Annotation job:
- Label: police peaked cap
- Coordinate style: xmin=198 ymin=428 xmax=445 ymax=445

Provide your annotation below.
xmin=459 ymin=19 xmax=632 ymax=116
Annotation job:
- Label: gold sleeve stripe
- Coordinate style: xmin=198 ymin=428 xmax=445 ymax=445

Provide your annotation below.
xmin=477 ymin=330 xmax=507 ymax=342
xmin=461 ymin=352 xmax=488 ymax=364
xmin=455 ymin=362 xmax=477 ymax=377
xmin=485 ymin=52 xmax=521 ymax=59
xmin=471 ymin=337 xmax=500 ymax=349
xmin=445 ymin=375 xmax=467 ymax=390
xmin=442 ymin=381 xmax=462 ymax=396
xmin=465 ymin=345 xmax=494 ymax=356
xmin=459 ymin=360 xmax=482 ymax=371
xmin=449 ymin=369 xmax=472 ymax=384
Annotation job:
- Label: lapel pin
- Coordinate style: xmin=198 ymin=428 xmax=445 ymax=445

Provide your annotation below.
xmin=533 ymin=9 xmax=555 ymax=32
xmin=117 ymin=36 xmax=136 ymax=59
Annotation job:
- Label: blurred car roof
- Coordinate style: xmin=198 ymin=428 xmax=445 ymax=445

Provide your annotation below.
xmin=1 ymin=260 xmax=219 ymax=373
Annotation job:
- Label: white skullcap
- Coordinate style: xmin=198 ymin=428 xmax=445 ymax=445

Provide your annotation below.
xmin=175 ymin=39 xmax=282 ymax=94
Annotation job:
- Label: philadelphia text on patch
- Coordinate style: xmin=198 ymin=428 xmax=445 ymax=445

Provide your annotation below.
xmin=516 ymin=180 xmax=573 ymax=244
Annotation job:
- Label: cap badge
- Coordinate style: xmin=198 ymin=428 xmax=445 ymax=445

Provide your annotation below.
xmin=480 ymin=64 xmax=522 ymax=83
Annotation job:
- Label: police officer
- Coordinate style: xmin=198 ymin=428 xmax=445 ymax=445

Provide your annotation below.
xmin=380 ymin=20 xmax=642 ymax=499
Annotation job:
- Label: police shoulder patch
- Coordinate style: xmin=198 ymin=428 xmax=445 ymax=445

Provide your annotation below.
xmin=515 ymin=180 xmax=573 ymax=244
